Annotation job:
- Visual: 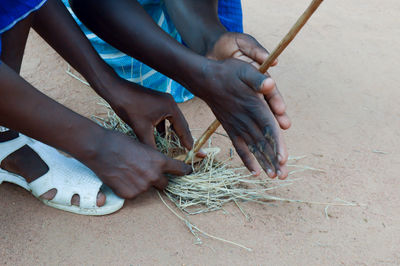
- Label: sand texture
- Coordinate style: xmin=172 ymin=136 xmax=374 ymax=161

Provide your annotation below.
xmin=1 ymin=0 xmax=400 ymax=265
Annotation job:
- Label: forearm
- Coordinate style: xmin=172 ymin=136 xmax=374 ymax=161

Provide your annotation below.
xmin=69 ymin=0 xmax=208 ymax=92
xmin=31 ymin=0 xmax=117 ymax=100
xmin=0 ymin=63 xmax=104 ymax=162
xmin=163 ymin=0 xmax=227 ymax=55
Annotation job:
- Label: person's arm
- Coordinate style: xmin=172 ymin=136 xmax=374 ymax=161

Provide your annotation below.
xmin=70 ymin=0 xmax=288 ymax=178
xmin=0 ymin=62 xmax=191 ymax=198
xmin=163 ymin=0 xmax=290 ymax=130
xmin=164 ymin=0 xmax=226 ymax=56
xmin=163 ymin=0 xmax=269 ymax=63
xmin=31 ymin=0 xmax=193 ymax=149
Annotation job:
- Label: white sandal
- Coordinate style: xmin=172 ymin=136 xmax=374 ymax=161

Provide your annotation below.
xmin=0 ymin=134 xmax=124 ymax=215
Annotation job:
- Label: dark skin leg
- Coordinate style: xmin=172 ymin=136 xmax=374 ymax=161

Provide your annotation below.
xmin=0 ymin=16 xmax=105 ymax=206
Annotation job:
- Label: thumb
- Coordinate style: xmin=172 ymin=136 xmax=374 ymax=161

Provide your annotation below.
xmin=238 ymin=64 xmax=271 ymax=93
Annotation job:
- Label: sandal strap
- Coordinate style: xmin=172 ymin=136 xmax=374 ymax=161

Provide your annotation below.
xmin=27 ymin=139 xmax=102 ymax=209
xmin=0 ymin=134 xmax=33 ymax=163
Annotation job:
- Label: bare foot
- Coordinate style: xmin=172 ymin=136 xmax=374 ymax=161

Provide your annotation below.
xmin=0 ymin=130 xmax=106 ymax=207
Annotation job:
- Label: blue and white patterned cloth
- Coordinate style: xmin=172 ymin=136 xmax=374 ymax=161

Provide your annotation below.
xmin=62 ymin=0 xmax=243 ymax=103
xmin=0 ymin=0 xmax=47 ymax=57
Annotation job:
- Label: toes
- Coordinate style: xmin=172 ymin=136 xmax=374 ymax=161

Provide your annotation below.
xmin=40 ymin=188 xmax=57 ymax=200
xmin=96 ymin=192 xmax=106 ymax=207
xmin=70 ymin=192 xmax=106 ymax=207
xmin=40 ymin=190 xmax=106 ymax=207
xmin=71 ymin=194 xmax=80 ymax=206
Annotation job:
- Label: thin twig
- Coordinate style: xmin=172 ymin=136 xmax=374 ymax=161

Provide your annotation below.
xmin=157 ymin=191 xmax=252 ymax=251
xmin=191 ymin=0 xmax=325 ymax=156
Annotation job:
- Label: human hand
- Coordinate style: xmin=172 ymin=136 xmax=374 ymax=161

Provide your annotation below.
xmin=84 ymin=130 xmax=192 ymax=198
xmin=207 ymin=32 xmax=291 ymax=131
xmin=103 ymin=78 xmax=193 ymax=150
xmin=189 ymin=58 xmax=288 ymax=179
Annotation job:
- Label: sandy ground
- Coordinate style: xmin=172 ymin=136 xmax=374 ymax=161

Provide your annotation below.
xmin=1 ymin=0 xmax=400 ymax=265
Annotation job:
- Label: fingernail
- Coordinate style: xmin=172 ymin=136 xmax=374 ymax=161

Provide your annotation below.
xmin=263 ymin=78 xmax=275 ymax=89
xmin=197 ymin=149 xmax=207 ymax=158
xmin=267 ymin=169 xmax=274 ymax=178
xmin=252 ymin=168 xmax=262 ymax=176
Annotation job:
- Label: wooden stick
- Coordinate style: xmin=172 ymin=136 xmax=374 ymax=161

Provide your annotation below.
xmin=259 ymin=0 xmax=324 ymax=73
xmin=184 ymin=119 xmax=221 ymax=163
xmin=184 ymin=0 xmax=324 ymax=163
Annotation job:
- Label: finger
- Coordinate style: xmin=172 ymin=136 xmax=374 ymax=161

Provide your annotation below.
xmin=263 ymin=82 xmax=286 ymax=115
xmin=276 ymin=128 xmax=289 ymax=166
xmin=259 ymin=77 xmax=276 ymax=96
xmin=263 ymin=89 xmax=291 ymax=130
xmin=228 ymin=132 xmax=261 ymax=176
xmin=277 ymin=164 xmax=289 ymax=180
xmin=167 ymin=108 xmax=194 ymax=150
xmin=235 ymin=54 xmax=261 ymax=69
xmin=196 ymin=148 xmax=207 ymax=158
xmin=266 ymin=91 xmax=286 ymax=115
xmin=260 ymin=125 xmax=280 ymax=177
xmin=276 ymin=114 xmax=291 ymax=130
xmin=238 ymin=64 xmax=269 ymax=93
xmin=237 ymin=35 xmax=270 ymax=65
xmin=252 ymin=143 xmax=277 ymax=178
xmin=133 ymin=123 xmax=157 ymax=149
xmin=260 ymin=121 xmax=289 ymax=169
xmin=162 ymin=157 xmax=192 ymax=176
xmin=248 ymin=102 xmax=282 ymax=176
xmin=244 ymin=120 xmax=279 ymax=178
xmin=236 ymin=35 xmax=279 ymax=67
xmin=152 ymin=174 xmax=169 ymax=190
xmin=156 ymin=119 xmax=166 ymax=137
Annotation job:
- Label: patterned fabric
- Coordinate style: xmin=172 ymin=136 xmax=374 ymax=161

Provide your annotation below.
xmin=218 ymin=0 xmax=243 ymax=33
xmin=0 ymin=0 xmax=47 ymax=56
xmin=62 ymin=0 xmax=243 ymax=103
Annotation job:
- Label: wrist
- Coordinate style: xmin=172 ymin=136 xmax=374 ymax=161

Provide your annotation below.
xmin=184 ymin=58 xmax=220 ymax=99
xmin=202 ymin=26 xmax=227 ymax=56
xmin=86 ymin=66 xmax=122 ymax=101
xmin=70 ymin=122 xmax=109 ymax=164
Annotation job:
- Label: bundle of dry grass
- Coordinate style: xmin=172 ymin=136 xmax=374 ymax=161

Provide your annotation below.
xmin=93 ymin=101 xmax=315 ymax=215
xmin=91 ymin=101 xmax=361 ymax=250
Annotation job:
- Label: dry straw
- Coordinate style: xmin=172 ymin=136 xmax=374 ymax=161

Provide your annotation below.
xmin=92 ymin=101 xmax=320 ymax=215
xmin=91 ymin=101 xmax=361 ymax=251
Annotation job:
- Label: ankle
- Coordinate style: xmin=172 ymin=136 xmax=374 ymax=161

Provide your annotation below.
xmin=0 ymin=128 xmax=19 ymax=143
xmin=0 ymin=145 xmax=49 ymax=183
